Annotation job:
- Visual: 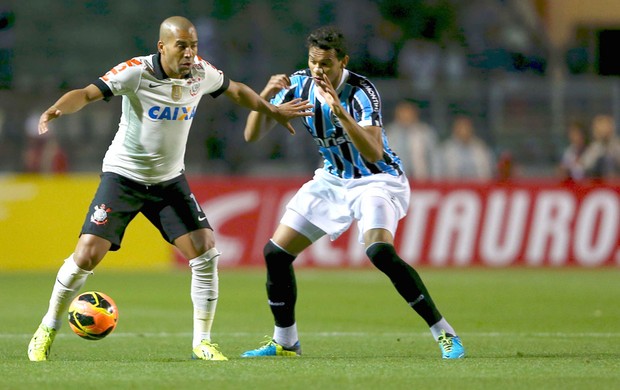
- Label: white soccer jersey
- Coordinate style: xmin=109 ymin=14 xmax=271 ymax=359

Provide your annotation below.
xmin=94 ymin=53 xmax=228 ymax=184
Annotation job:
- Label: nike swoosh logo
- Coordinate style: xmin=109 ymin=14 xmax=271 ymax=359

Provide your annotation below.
xmin=149 ymin=83 xmax=165 ymax=88
xmin=198 ymin=216 xmax=207 ymax=221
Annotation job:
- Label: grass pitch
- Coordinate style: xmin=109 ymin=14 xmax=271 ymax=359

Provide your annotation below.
xmin=1 ymin=267 xmax=619 ymax=389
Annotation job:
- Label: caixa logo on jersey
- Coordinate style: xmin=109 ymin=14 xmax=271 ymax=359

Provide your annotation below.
xmin=148 ymin=105 xmax=197 ymax=121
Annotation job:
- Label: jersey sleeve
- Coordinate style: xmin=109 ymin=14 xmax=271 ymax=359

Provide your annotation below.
xmin=198 ymin=58 xmax=228 ymax=97
xmin=354 ymin=81 xmax=383 ymax=128
xmin=97 ymin=58 xmax=143 ymax=98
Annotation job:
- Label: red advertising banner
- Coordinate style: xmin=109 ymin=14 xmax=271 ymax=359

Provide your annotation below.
xmin=181 ymin=176 xmax=620 ymax=268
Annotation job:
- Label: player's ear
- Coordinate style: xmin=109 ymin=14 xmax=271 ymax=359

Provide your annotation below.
xmin=157 ymin=40 xmax=164 ymax=54
xmin=341 ymin=55 xmax=349 ymax=69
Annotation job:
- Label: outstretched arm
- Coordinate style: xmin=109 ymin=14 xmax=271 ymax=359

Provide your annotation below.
xmin=38 ymin=84 xmax=104 ymax=135
xmin=224 ymin=79 xmax=312 ymax=139
xmin=244 ymin=74 xmax=290 ymax=142
xmin=235 ymin=75 xmax=313 ymax=142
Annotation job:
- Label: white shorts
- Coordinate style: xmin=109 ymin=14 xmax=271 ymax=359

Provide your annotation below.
xmin=281 ymin=168 xmax=410 ymax=244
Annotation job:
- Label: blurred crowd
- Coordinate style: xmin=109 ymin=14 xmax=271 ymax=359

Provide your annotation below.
xmin=1 ymin=0 xmax=619 ymax=180
xmin=386 ymin=100 xmax=620 ymax=182
xmin=556 ymin=114 xmax=620 ymax=181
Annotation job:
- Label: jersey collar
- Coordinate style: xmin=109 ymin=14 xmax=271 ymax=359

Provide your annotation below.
xmin=334 ymin=69 xmax=349 ymax=94
xmin=152 ymin=53 xmax=168 ymax=80
xmin=152 ymin=53 xmax=192 ymax=80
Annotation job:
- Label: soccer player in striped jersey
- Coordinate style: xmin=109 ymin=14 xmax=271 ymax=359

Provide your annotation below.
xmin=241 ymin=26 xmax=465 ymax=359
xmin=27 ymin=16 xmax=310 ymax=362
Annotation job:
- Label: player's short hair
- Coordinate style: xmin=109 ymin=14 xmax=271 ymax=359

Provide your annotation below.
xmin=306 ymin=26 xmax=348 ymax=59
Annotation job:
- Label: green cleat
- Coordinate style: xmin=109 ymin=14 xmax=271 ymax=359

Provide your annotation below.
xmin=191 ymin=340 xmax=228 ymax=361
xmin=27 ymin=324 xmax=57 ymax=362
xmin=241 ymin=336 xmax=301 ymax=357
xmin=437 ymin=330 xmax=466 ymax=359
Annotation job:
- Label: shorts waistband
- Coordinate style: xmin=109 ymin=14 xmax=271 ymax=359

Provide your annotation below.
xmin=101 ymin=172 xmax=184 ymax=190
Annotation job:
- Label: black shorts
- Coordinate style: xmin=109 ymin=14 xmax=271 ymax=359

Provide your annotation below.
xmin=80 ymin=172 xmax=212 ymax=251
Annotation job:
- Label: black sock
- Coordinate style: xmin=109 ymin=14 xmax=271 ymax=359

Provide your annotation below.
xmin=366 ymin=242 xmax=442 ymax=326
xmin=263 ymin=240 xmax=297 ymax=327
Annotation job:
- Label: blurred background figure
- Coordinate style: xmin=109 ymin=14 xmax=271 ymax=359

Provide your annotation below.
xmin=22 ymin=108 xmax=67 ymax=174
xmin=557 ymin=119 xmax=589 ymax=181
xmin=386 ymin=100 xmax=440 ymax=181
xmin=439 ymin=114 xmax=494 ymax=180
xmin=581 ymin=114 xmax=620 ymax=179
xmin=495 ymin=150 xmax=515 ymax=181
xmin=397 ymin=38 xmax=441 ymax=93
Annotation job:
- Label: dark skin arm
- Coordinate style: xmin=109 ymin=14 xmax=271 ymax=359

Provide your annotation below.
xmin=225 ymin=79 xmax=312 ymax=136
xmin=244 ymin=74 xmax=313 ymax=142
xmin=38 ymin=84 xmax=104 ymax=134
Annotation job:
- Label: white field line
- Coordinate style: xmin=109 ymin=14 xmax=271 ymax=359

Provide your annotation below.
xmin=2 ymin=331 xmax=620 ymax=339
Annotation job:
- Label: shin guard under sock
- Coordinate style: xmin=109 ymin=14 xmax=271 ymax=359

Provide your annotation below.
xmin=366 ymin=242 xmax=442 ymax=326
xmin=189 ymin=248 xmax=220 ymax=346
xmin=264 ymin=240 xmax=297 ymax=328
xmin=42 ymin=255 xmax=92 ymax=330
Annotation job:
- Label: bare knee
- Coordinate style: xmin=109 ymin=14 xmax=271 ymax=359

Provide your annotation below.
xmin=174 ymin=228 xmax=216 ymax=260
xmin=73 ymin=234 xmax=111 ymax=270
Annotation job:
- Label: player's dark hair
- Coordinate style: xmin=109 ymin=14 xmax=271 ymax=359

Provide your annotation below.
xmin=306 ymin=26 xmax=348 ymax=59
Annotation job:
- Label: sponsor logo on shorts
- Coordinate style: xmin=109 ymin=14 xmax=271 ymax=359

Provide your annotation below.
xmin=90 ymin=204 xmax=112 ymax=225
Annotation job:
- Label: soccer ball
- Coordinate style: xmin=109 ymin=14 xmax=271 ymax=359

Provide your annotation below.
xmin=68 ymin=291 xmax=119 ymax=340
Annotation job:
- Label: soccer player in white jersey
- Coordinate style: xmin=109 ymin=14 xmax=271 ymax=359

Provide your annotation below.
xmin=27 ymin=16 xmax=311 ymax=362
xmin=241 ymin=26 xmax=465 ymax=359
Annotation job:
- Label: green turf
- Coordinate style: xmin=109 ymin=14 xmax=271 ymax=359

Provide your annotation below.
xmin=1 ymin=268 xmax=619 ymax=389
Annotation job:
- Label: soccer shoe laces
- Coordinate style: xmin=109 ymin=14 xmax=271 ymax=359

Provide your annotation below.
xmin=438 ymin=330 xmax=455 ymax=353
xmin=192 ymin=340 xmax=228 ymax=361
xmin=28 ymin=325 xmax=57 ymax=361
xmin=437 ymin=329 xmax=465 ymax=359
xmin=241 ymin=335 xmax=302 ymax=357
xmin=257 ymin=336 xmax=277 ymax=349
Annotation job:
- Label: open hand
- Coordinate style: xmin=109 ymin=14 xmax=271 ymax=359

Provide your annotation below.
xmin=38 ymin=106 xmax=62 ymax=135
xmin=312 ymin=68 xmax=340 ymax=110
xmin=273 ymin=98 xmax=314 ymax=135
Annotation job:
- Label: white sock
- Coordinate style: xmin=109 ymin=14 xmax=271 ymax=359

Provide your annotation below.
xmin=41 ymin=255 xmax=92 ymax=330
xmin=189 ymin=248 xmax=220 ymax=347
xmin=273 ymin=323 xmax=298 ymax=348
xmin=429 ymin=317 xmax=457 ymax=341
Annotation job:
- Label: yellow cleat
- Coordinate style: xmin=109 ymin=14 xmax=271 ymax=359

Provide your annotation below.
xmin=28 ymin=324 xmax=57 ymax=362
xmin=191 ymin=340 xmax=229 ymax=361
